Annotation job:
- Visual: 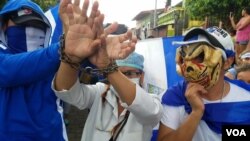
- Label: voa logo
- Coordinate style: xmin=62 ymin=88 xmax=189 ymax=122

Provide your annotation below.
xmin=226 ymin=129 xmax=246 ymax=136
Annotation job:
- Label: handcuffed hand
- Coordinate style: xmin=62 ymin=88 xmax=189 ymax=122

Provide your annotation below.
xmin=89 ymin=23 xmax=137 ymax=68
xmin=60 ymin=0 xmax=102 ymax=63
xmin=59 ymin=0 xmax=137 ymax=68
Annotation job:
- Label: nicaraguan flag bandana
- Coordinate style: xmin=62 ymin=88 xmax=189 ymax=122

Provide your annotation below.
xmin=6 ymin=26 xmax=45 ymax=53
xmin=162 ymin=77 xmax=250 ymax=134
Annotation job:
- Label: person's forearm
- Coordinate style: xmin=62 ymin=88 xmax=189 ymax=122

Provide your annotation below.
xmin=54 ymin=62 xmax=78 ymax=91
xmin=230 ymin=19 xmax=236 ymax=29
xmin=159 ymin=111 xmax=203 ymax=141
xmin=107 ymin=70 xmax=136 ymax=105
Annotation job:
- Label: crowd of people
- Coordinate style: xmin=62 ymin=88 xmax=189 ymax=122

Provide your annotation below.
xmin=0 ymin=0 xmax=249 ymax=141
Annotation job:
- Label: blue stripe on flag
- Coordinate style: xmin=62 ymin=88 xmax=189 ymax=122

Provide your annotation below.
xmin=162 ymin=36 xmax=184 ymax=88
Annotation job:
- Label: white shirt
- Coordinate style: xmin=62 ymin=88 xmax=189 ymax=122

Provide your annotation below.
xmin=161 ymin=82 xmax=250 ymax=141
xmin=52 ymin=80 xmax=163 ymax=141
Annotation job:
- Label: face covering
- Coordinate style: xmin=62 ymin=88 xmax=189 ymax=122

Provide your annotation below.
xmin=5 ymin=26 xmax=45 ymax=53
xmin=129 ymin=78 xmax=140 ymax=85
xmin=176 ymin=43 xmax=223 ymax=89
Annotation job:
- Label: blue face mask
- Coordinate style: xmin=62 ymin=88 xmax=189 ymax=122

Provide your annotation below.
xmin=5 ymin=26 xmax=45 ymax=53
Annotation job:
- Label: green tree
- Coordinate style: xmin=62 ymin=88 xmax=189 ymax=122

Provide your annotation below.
xmin=0 ymin=0 xmax=7 ymax=10
xmin=185 ymin=0 xmax=249 ymax=29
xmin=32 ymin=0 xmax=58 ymax=11
xmin=0 ymin=0 xmax=58 ymax=12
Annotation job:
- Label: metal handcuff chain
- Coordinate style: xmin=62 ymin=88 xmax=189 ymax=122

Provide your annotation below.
xmin=59 ymin=34 xmax=118 ymax=77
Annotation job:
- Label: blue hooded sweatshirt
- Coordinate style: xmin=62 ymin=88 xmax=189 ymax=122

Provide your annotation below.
xmin=0 ymin=0 xmax=67 ymax=140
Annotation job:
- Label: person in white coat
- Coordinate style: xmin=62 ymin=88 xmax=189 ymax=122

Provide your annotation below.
xmin=53 ymin=52 xmax=163 ymax=141
xmin=52 ymin=0 xmax=163 ymax=141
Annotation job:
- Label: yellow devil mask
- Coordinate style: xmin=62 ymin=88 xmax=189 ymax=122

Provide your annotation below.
xmin=173 ymin=26 xmax=235 ymax=89
xmin=176 ymin=43 xmax=223 ymax=89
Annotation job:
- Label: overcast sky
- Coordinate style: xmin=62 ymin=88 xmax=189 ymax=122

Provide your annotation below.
xmin=87 ymin=0 xmax=182 ymax=28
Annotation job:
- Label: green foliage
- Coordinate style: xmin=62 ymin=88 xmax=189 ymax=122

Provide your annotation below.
xmin=185 ymin=0 xmax=250 ymax=28
xmin=0 ymin=0 xmax=7 ymax=10
xmin=0 ymin=0 xmax=58 ymax=11
xmin=32 ymin=0 xmax=58 ymax=11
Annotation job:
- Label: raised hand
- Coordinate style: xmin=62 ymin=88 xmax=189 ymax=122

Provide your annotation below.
xmin=59 ymin=0 xmax=71 ymax=34
xmin=89 ymin=23 xmax=137 ymax=68
xmin=229 ymin=12 xmax=234 ymax=21
xmin=60 ymin=0 xmax=103 ymax=63
xmin=105 ymin=29 xmax=137 ymax=59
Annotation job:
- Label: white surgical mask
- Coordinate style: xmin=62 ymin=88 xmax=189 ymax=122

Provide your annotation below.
xmin=129 ymin=78 xmax=140 ymax=85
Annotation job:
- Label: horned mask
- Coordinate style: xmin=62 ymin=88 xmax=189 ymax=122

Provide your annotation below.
xmin=176 ymin=43 xmax=223 ymax=89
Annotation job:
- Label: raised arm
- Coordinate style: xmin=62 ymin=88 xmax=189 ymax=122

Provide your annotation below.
xmin=54 ymin=0 xmax=103 ymax=91
xmin=86 ymin=16 xmax=137 ymax=104
xmin=54 ymin=0 xmax=138 ymax=107
xmin=229 ymin=12 xmax=237 ymax=30
xmin=105 ymin=31 xmax=138 ymax=105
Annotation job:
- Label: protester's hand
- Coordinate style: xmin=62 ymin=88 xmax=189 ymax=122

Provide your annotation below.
xmin=219 ymin=21 xmax=223 ymax=28
xmin=88 ymin=22 xmax=137 ymax=68
xmin=59 ymin=0 xmax=100 ymax=33
xmin=105 ymin=29 xmax=137 ymax=59
xmin=61 ymin=0 xmax=102 ymax=63
xmin=229 ymin=12 xmax=234 ymax=21
xmin=71 ymin=0 xmax=84 ymax=24
xmin=88 ymin=22 xmax=117 ymax=68
xmin=185 ymin=83 xmax=207 ymax=114
xmin=59 ymin=0 xmax=71 ymax=34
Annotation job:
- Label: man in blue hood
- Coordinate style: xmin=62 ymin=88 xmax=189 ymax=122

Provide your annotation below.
xmin=0 ymin=0 xmax=68 ymax=140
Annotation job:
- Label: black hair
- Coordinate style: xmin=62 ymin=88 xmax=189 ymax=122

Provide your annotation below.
xmin=243 ymin=7 xmax=250 ymax=15
xmin=0 ymin=13 xmax=11 ymax=28
xmin=236 ymin=63 xmax=250 ymax=74
xmin=104 ymin=23 xmax=128 ymax=35
xmin=228 ymin=28 xmax=236 ymax=36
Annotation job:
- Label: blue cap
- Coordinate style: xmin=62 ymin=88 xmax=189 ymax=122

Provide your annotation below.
xmin=116 ymin=52 xmax=144 ymax=70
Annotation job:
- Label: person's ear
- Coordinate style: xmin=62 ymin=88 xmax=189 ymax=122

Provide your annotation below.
xmin=223 ymin=56 xmax=235 ymax=70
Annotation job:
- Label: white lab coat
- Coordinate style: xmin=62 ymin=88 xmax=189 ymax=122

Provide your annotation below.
xmin=52 ymin=80 xmax=163 ymax=141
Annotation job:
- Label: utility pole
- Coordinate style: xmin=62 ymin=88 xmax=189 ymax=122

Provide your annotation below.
xmin=153 ymin=0 xmax=157 ymax=28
